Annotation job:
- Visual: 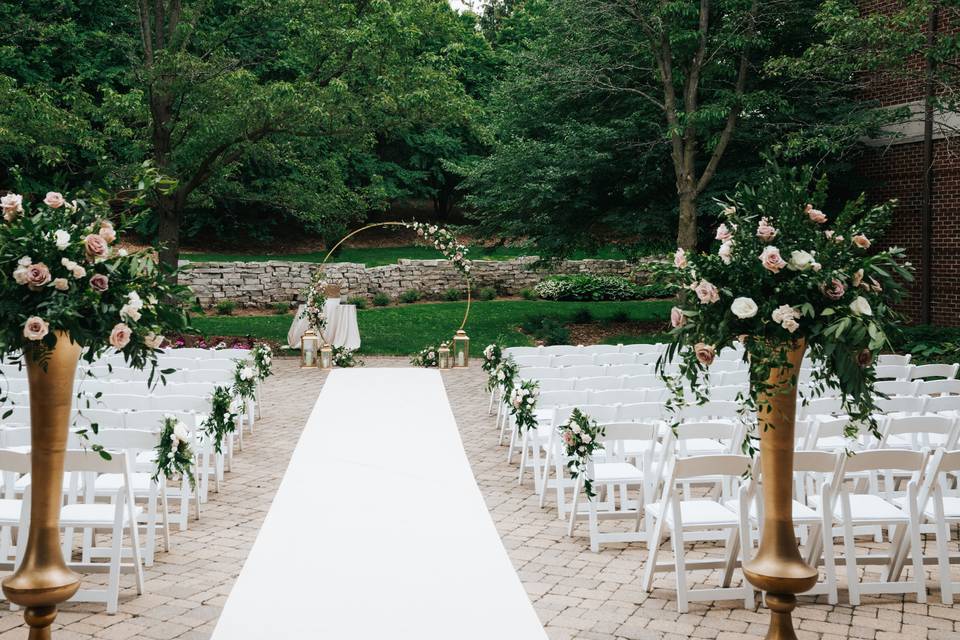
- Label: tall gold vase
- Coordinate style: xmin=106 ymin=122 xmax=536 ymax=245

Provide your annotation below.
xmin=2 ymin=332 xmax=82 ymax=640
xmin=742 ymin=340 xmax=818 ymax=640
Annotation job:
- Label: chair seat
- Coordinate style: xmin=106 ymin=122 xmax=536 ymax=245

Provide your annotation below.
xmin=724 ymin=498 xmax=820 ymax=523
xmin=646 ymin=500 xmax=739 ymax=528
xmin=94 ymin=473 xmax=154 ymax=494
xmin=136 ymin=451 xmax=158 ymax=465
xmin=892 ymin=495 xmax=960 ymax=520
xmin=675 ymin=438 xmax=727 ymax=455
xmin=815 ymin=493 xmax=909 ymax=522
xmin=593 ymin=462 xmax=645 ymax=483
xmin=16 ymin=474 xmax=74 ymax=493
xmin=0 ymin=498 xmax=23 ymax=522
xmin=61 ymin=503 xmax=143 ymax=525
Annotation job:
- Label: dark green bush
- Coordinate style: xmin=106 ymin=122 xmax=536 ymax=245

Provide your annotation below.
xmin=520 ymin=288 xmax=536 ymax=301
xmin=272 ymin=302 xmax=292 ymax=314
xmin=894 ymin=325 xmax=960 ymax=364
xmin=635 ymin=282 xmax=674 ymax=299
xmin=215 ymin=300 xmax=237 ymax=316
xmin=347 ymin=295 xmax=367 ymax=310
xmin=399 ymin=289 xmax=422 ymax=304
xmin=534 ymin=274 xmax=640 ymax=301
xmin=571 ymin=308 xmax=594 ymax=324
xmin=478 ymin=286 xmax=497 ymax=301
xmin=521 ymin=314 xmax=571 ymax=346
xmin=443 ymin=288 xmax=463 ymax=302
xmin=609 ymin=310 xmax=631 ymax=323
xmin=372 ymin=292 xmax=391 ymax=307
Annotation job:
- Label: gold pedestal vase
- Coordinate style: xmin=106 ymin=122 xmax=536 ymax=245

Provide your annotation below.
xmin=2 ymin=332 xmax=82 ymax=640
xmin=742 ymin=340 xmax=818 ymax=640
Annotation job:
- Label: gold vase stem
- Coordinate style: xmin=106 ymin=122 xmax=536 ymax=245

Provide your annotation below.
xmin=742 ymin=340 xmax=818 ymax=640
xmin=2 ymin=332 xmax=82 ymax=638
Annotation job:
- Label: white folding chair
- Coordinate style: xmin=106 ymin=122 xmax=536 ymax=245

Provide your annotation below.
xmin=0 ymin=450 xmax=29 ymax=564
xmin=920 ymin=379 xmax=960 ymax=397
xmin=620 ymin=343 xmax=664 ymax=355
xmin=641 ymin=454 xmax=754 ymax=612
xmin=513 ymin=355 xmax=553 ymax=368
xmin=878 ymin=354 xmax=912 ymax=367
xmin=503 ymin=346 xmax=542 ymax=357
xmin=874 ymin=380 xmax=920 ymax=397
xmin=574 ymin=376 xmax=623 ymax=391
xmin=589 ymin=389 xmax=646 ymax=406
xmin=595 ymin=353 xmax=637 ymax=366
xmin=875 ymin=364 xmax=914 ymax=381
xmin=541 ymin=345 xmax=581 ymax=355
xmin=911 ymin=363 xmax=959 ymax=380
xmin=582 ymin=345 xmax=621 ymax=355
xmin=554 ymin=354 xmax=597 ymax=367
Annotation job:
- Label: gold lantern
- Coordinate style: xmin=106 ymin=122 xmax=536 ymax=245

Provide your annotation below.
xmin=452 ymin=330 xmax=470 ymax=368
xmin=438 ymin=344 xmax=452 ymax=369
xmin=300 ymin=329 xmax=320 ymax=368
xmin=320 ymin=343 xmax=334 ymax=369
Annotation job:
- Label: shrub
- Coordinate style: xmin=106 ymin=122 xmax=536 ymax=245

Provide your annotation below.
xmin=534 ymin=274 xmax=640 ymax=301
xmin=521 ymin=314 xmax=570 ymax=346
xmin=272 ymin=302 xmax=291 ymax=314
xmin=635 ymin=282 xmax=674 ymax=299
xmin=571 ymin=308 xmax=594 ymax=324
xmin=520 ymin=288 xmax=536 ymax=301
xmin=399 ymin=289 xmax=422 ymax=304
xmin=215 ymin=300 xmax=237 ymax=316
xmin=443 ymin=288 xmax=463 ymax=302
xmin=372 ymin=292 xmax=391 ymax=307
xmin=609 ymin=310 xmax=631 ymax=323
xmin=347 ymin=295 xmax=367 ymax=310
xmin=478 ymin=286 xmax=497 ymax=301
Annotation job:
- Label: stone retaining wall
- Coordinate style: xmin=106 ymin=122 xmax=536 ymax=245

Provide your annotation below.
xmin=182 ymin=256 xmax=653 ymax=308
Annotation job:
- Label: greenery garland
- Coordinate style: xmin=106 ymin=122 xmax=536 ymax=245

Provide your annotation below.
xmin=153 ymin=415 xmax=195 ymax=489
xmin=559 ymin=408 xmax=606 ymax=500
xmin=251 ymin=343 xmax=273 ymax=380
xmin=657 ymin=159 xmax=914 ymax=453
xmin=508 ymin=378 xmax=539 ymax=436
xmin=232 ymin=360 xmax=257 ymax=400
xmin=202 ymin=386 xmax=239 ymax=455
xmin=482 ymin=343 xmax=503 ymax=391
xmin=300 ymin=279 xmax=328 ymax=334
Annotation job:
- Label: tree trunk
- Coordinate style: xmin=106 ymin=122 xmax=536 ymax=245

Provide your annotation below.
xmin=156 ymin=195 xmax=181 ymax=275
xmin=676 ymin=193 xmax=697 ymax=251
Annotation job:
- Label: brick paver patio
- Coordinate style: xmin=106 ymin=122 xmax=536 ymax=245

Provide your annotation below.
xmin=0 ymin=358 xmax=956 ymax=639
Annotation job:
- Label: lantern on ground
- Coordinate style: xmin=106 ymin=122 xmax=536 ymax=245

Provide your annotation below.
xmin=452 ymin=330 xmax=470 ymax=368
xmin=320 ymin=343 xmax=334 ymax=370
xmin=300 ymin=330 xmax=319 ymax=368
xmin=438 ymin=344 xmax=452 ymax=369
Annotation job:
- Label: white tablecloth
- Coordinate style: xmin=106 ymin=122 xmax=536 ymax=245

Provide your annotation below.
xmin=210 ymin=369 xmax=548 ymax=640
xmin=328 ymin=304 xmax=360 ymax=350
xmin=287 ymin=297 xmax=348 ymax=349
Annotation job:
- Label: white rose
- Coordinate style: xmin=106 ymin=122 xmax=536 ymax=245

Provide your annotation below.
xmin=118 ymin=248 xmax=128 ymax=257
xmin=167 ymin=451 xmax=176 ymax=460
xmin=173 ymin=422 xmax=190 ymax=442
xmin=240 ymin=366 xmax=255 ymax=380
xmin=849 ymin=296 xmax=873 ymax=317
xmin=582 ymin=433 xmax=592 ymax=444
xmin=718 ymin=240 xmax=734 ymax=265
xmin=120 ymin=303 xmax=142 ymax=322
xmin=730 ymin=297 xmax=758 ymax=319
xmin=787 ymin=250 xmax=816 ymax=272
xmin=571 ymin=423 xmax=581 ymax=434
xmin=54 ymin=230 xmax=71 ymax=250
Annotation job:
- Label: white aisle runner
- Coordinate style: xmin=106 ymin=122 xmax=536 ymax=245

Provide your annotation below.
xmin=211 ymin=368 xmax=548 ymax=640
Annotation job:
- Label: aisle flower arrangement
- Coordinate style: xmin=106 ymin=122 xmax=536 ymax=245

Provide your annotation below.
xmin=659 ymin=159 xmax=913 ymax=448
xmin=154 ymin=415 xmax=196 ymax=489
xmin=509 ymin=379 xmax=539 ymax=435
xmin=232 ymin=361 xmax=257 ymax=400
xmin=495 ymin=357 xmax=519 ymax=397
xmin=202 ymin=387 xmax=239 ymax=454
xmin=251 ymin=343 xmax=273 ymax=380
xmin=411 ymin=342 xmax=447 ymax=367
xmin=559 ymin=409 xmax=605 ymax=499
xmin=332 ymin=346 xmax=364 ymax=368
xmin=0 ymin=187 xmax=188 ymax=370
xmin=300 ymin=279 xmax=328 ymax=334
xmin=482 ymin=343 xmax=503 ymax=391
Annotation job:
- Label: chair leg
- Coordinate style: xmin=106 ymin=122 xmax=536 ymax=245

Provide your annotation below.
xmin=841 ymin=497 xmax=861 ymax=606
xmin=567 ymin=478 xmax=581 ymax=538
xmin=671 ymin=523 xmax=689 ymax=613
xmin=642 ymin=513 xmax=665 ymax=592
xmin=588 ymin=498 xmax=599 ymax=553
xmin=933 ymin=500 xmax=953 ymax=604
xmin=908 ymin=508 xmax=927 ymax=604
xmin=721 ymin=528 xmax=739 ymax=589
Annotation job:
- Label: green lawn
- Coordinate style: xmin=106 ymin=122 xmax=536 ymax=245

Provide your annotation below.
xmin=190 ymin=299 xmax=672 ymax=355
xmin=181 ymin=244 xmax=638 ymax=267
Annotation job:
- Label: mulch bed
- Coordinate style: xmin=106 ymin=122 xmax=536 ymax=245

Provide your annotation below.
xmin=564 ymin=321 xmax=668 ymax=345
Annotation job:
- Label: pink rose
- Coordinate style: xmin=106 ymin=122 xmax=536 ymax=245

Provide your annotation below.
xmin=23 ymin=316 xmax=49 ymax=341
xmin=562 ymin=431 xmax=575 ymax=446
xmin=43 ymin=192 xmax=66 ymax=208
xmin=694 ymin=343 xmax=716 ymax=366
xmin=820 ymin=278 xmax=845 ymax=301
xmin=52 ymin=278 xmax=69 ymax=291
xmin=805 ymin=204 xmax=827 ymax=224
xmin=1 ymin=193 xmax=23 ymax=221
xmin=99 ymin=221 xmax=116 ymax=243
xmin=25 ymin=263 xmax=51 ymax=290
xmin=109 ymin=323 xmax=132 ymax=349
xmin=673 ymin=248 xmax=688 ymax=269
xmin=718 ymin=240 xmax=733 ymax=264
xmin=852 ymin=234 xmax=871 ymax=249
xmin=759 ymin=246 xmax=787 ymax=273
xmin=756 ymin=217 xmax=778 ymax=242
xmin=84 ymin=234 xmax=109 ymax=261
xmin=715 ymin=223 xmax=733 ymax=242
xmin=856 ymin=349 xmax=872 ymax=367
xmin=89 ymin=273 xmax=109 ymax=292
xmin=670 ymin=306 xmax=686 ymax=328
xmin=824 ymin=230 xmax=834 ymax=239
xmin=692 ymin=279 xmax=720 ymax=304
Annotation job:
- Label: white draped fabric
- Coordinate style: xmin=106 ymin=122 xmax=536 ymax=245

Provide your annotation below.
xmin=211 ymin=369 xmax=547 ymax=640
xmin=287 ymin=297 xmax=360 ymax=350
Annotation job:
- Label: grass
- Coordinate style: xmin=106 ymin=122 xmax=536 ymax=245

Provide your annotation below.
xmin=189 ymin=299 xmax=672 ymax=355
xmin=181 ymin=244 xmax=638 ymax=267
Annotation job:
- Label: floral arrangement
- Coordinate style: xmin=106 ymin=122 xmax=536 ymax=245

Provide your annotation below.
xmin=410 ymin=222 xmax=471 ymax=275
xmin=482 ymin=343 xmax=503 ymax=391
xmin=495 ymin=357 xmax=519 ymax=396
xmin=332 ymin=346 xmax=364 ymax=368
xmin=659 ymin=159 xmax=913 ymax=449
xmin=202 ymin=386 xmax=239 ymax=454
xmin=0 ymin=184 xmax=188 ymax=371
xmin=300 ymin=279 xmax=328 ymax=334
xmin=411 ymin=341 xmax=448 ymax=368
xmin=232 ymin=360 xmax=257 ymax=400
xmin=251 ymin=343 xmax=273 ymax=380
xmin=559 ymin=408 xmax=606 ymax=499
xmin=153 ymin=415 xmax=195 ymax=489
xmin=508 ymin=378 xmax=539 ymax=435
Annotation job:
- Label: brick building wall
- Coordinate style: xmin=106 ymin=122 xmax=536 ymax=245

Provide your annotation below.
xmin=856 ymin=0 xmax=960 ymax=326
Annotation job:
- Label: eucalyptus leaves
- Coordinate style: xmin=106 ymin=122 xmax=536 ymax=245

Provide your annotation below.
xmin=232 ymin=361 xmax=257 ymax=400
xmin=482 ymin=343 xmax=503 ymax=391
xmin=411 ymin=342 xmax=447 ymax=368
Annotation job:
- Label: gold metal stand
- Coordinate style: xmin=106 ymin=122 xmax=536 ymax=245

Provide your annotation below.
xmin=2 ymin=332 xmax=82 ymax=639
xmin=742 ymin=340 xmax=818 ymax=640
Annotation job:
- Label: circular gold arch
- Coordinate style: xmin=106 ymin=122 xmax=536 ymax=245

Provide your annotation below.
xmin=319 ymin=221 xmax=472 ymax=332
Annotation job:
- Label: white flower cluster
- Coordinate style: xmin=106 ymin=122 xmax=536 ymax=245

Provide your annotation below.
xmin=409 ymin=222 xmax=471 ymax=274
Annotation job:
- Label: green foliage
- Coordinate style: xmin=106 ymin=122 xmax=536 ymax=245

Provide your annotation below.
xmin=520 ymin=315 xmax=570 ymax=346
xmin=215 ymin=300 xmax=237 ymax=316
xmin=443 ymin=288 xmax=463 ymax=302
xmin=399 ymin=289 xmax=422 ymax=304
xmin=894 ymin=325 xmax=960 ymax=365
xmin=478 ymin=286 xmax=498 ymax=301
xmin=347 ymin=296 xmax=368 ymax=310
xmin=535 ymin=274 xmax=640 ymax=302
xmin=272 ymin=302 xmax=292 ymax=314
xmin=571 ymin=308 xmax=594 ymax=324
xmin=520 ymin=288 xmax=536 ymax=301
xmin=372 ymin=292 xmax=391 ymax=307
